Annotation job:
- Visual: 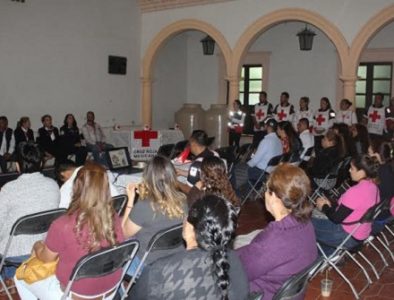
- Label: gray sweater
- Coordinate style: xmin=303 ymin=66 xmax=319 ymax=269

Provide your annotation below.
xmin=0 ymin=173 xmax=60 ymax=257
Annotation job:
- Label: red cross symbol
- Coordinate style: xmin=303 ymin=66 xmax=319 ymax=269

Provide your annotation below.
xmin=369 ymin=110 xmax=381 ymax=123
xmin=316 ymin=114 xmax=326 ymax=126
xmin=256 ymin=109 xmax=265 ymax=120
xmin=134 ymin=130 xmax=158 ymax=147
xmin=277 ymin=109 xmax=287 ymax=121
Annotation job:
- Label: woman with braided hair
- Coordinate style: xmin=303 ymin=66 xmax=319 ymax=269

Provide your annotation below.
xmin=130 ymin=195 xmax=249 ymax=300
xmin=187 ymin=156 xmax=240 ymax=208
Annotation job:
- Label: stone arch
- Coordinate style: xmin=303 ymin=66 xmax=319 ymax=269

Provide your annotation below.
xmin=229 ymin=8 xmax=350 ymax=102
xmin=141 ymin=19 xmax=232 ymax=126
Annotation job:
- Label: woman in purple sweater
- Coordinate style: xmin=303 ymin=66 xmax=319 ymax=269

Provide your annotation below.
xmin=237 ymin=164 xmax=317 ymax=299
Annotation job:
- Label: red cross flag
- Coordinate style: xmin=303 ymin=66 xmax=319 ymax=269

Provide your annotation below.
xmin=130 ymin=128 xmax=160 ymax=161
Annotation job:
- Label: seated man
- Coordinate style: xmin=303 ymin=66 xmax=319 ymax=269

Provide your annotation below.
xmin=297 ymin=117 xmax=314 ymax=162
xmin=0 ymin=142 xmax=60 ymax=277
xmin=176 ymin=130 xmax=219 ymax=194
xmin=37 ymin=114 xmax=66 ymax=163
xmin=81 ymin=111 xmax=113 ymax=166
xmin=56 ymin=160 xmax=120 ymax=208
xmin=232 ymin=118 xmax=282 ymax=196
xmin=0 ymin=116 xmax=15 ymax=173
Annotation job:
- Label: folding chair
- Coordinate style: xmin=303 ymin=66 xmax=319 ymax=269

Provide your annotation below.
xmin=241 ymin=154 xmax=283 ymax=206
xmin=112 ymin=194 xmax=128 ymax=216
xmin=216 ymin=146 xmax=237 ymax=173
xmin=235 ymin=143 xmax=253 ymax=163
xmin=170 ymin=140 xmax=189 ymax=159
xmin=316 ymin=201 xmax=384 ymax=299
xmin=298 ymin=147 xmax=314 ymax=169
xmin=309 ymin=158 xmax=348 ymax=204
xmin=272 ymin=257 xmax=324 ymax=300
xmin=157 ymin=143 xmax=175 ymax=158
xmin=0 ymin=208 xmax=67 ymax=300
xmin=61 ymin=240 xmax=139 ymax=300
xmin=121 ymin=223 xmax=184 ymax=300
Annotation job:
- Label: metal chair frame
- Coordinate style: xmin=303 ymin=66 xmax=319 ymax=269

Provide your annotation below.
xmin=61 ymin=240 xmax=139 ymax=300
xmin=0 ymin=208 xmax=66 ymax=300
xmin=121 ymin=223 xmax=184 ymax=300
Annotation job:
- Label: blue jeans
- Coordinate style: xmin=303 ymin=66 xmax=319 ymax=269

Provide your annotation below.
xmin=311 ymin=217 xmax=360 ymax=256
xmin=1 ymin=254 xmax=29 ymax=279
xmin=86 ymin=143 xmax=113 ymax=166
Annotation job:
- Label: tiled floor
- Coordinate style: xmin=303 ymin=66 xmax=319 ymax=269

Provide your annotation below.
xmin=2 ymin=199 xmax=393 ymax=300
xmin=237 ymin=199 xmax=394 ymax=300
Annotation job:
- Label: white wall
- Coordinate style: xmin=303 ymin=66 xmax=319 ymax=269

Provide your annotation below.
xmin=249 ymin=22 xmax=338 ymax=111
xmin=141 ymin=0 xmax=394 ymax=55
xmin=367 ymin=22 xmax=394 ymax=48
xmin=152 ymin=33 xmax=188 ymax=129
xmin=186 ymin=31 xmax=220 ymax=109
xmin=0 ymin=0 xmax=141 ymax=130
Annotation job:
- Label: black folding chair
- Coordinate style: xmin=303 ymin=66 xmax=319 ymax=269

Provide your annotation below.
xmin=112 ymin=194 xmax=128 ymax=216
xmin=316 ymin=201 xmax=384 ymax=299
xmin=171 ymin=140 xmax=189 ymax=159
xmin=157 ymin=143 xmax=175 ymax=158
xmin=0 ymin=208 xmax=67 ymax=300
xmin=272 ymin=257 xmax=324 ymax=300
xmin=241 ymin=154 xmax=283 ymax=205
xmin=61 ymin=240 xmax=139 ymax=300
xmin=235 ymin=143 xmax=253 ymax=163
xmin=121 ymin=223 xmax=184 ymax=299
xmin=216 ymin=146 xmax=237 ymax=173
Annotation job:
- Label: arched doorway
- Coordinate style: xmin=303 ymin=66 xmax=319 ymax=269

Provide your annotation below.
xmin=141 ymin=19 xmax=232 ymax=126
xmin=230 ymin=8 xmax=349 ymax=107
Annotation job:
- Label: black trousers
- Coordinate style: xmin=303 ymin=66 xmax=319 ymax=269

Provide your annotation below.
xmin=229 ymin=129 xmax=241 ymax=148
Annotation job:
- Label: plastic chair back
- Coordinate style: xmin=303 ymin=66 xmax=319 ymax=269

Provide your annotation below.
xmin=112 ymin=194 xmax=128 ymax=216
xmin=62 ymin=240 xmax=139 ymax=300
xmin=11 ymin=208 xmax=67 ymax=236
xmin=147 ymin=223 xmax=184 ymax=252
xmin=273 ymin=257 xmax=324 ymax=300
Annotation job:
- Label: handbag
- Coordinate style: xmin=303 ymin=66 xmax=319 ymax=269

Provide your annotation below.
xmin=15 ymin=255 xmax=58 ymax=284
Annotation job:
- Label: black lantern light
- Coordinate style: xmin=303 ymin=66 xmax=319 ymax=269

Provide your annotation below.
xmin=201 ymin=35 xmax=215 ymax=55
xmin=297 ymin=25 xmax=316 ymax=51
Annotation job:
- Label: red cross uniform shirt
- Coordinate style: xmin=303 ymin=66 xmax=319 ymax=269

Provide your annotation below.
xmin=273 ymin=104 xmax=295 ymax=122
xmin=293 ymin=109 xmax=313 ymax=128
xmin=252 ymin=102 xmax=273 ymax=131
xmin=313 ymin=109 xmax=336 ymax=136
xmin=335 ymin=110 xmax=358 ymax=126
xmin=365 ymin=105 xmax=387 ymax=135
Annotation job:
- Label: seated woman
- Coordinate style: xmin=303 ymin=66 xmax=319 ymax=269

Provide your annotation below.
xmin=14 ymin=116 xmax=35 ymax=148
xmin=237 ymin=164 xmax=317 ymax=299
xmin=0 ymin=142 xmax=59 ymax=278
xmin=176 ymin=130 xmax=219 ymax=194
xmin=187 ymin=156 xmax=240 ymax=208
xmin=313 ymin=155 xmax=381 ymax=256
xmin=130 ymin=195 xmax=249 ymax=300
xmin=277 ymin=121 xmax=302 ymax=161
xmin=351 ymin=123 xmax=370 ymax=155
xmin=59 ymin=113 xmax=88 ymax=166
xmin=309 ymin=129 xmax=345 ymax=187
xmin=15 ymin=162 xmax=126 ymax=300
xmin=122 ymin=155 xmax=187 ymax=264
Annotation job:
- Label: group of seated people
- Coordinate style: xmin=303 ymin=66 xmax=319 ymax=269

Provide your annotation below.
xmin=0 ymin=111 xmax=114 ymax=173
xmin=0 ymin=121 xmax=393 ymax=299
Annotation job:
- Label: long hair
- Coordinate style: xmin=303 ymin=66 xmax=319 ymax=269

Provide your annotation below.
xmin=68 ymin=162 xmax=117 ymax=252
xmin=63 ymin=113 xmax=77 ymax=128
xmin=200 ymin=156 xmax=240 ymax=207
xmin=187 ymin=195 xmax=238 ymax=300
xmin=266 ymin=163 xmax=312 ymax=223
xmin=141 ymin=155 xmax=186 ymax=219
xmin=332 ymin=123 xmax=357 ymax=156
xmin=278 ymin=121 xmax=301 ymax=153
